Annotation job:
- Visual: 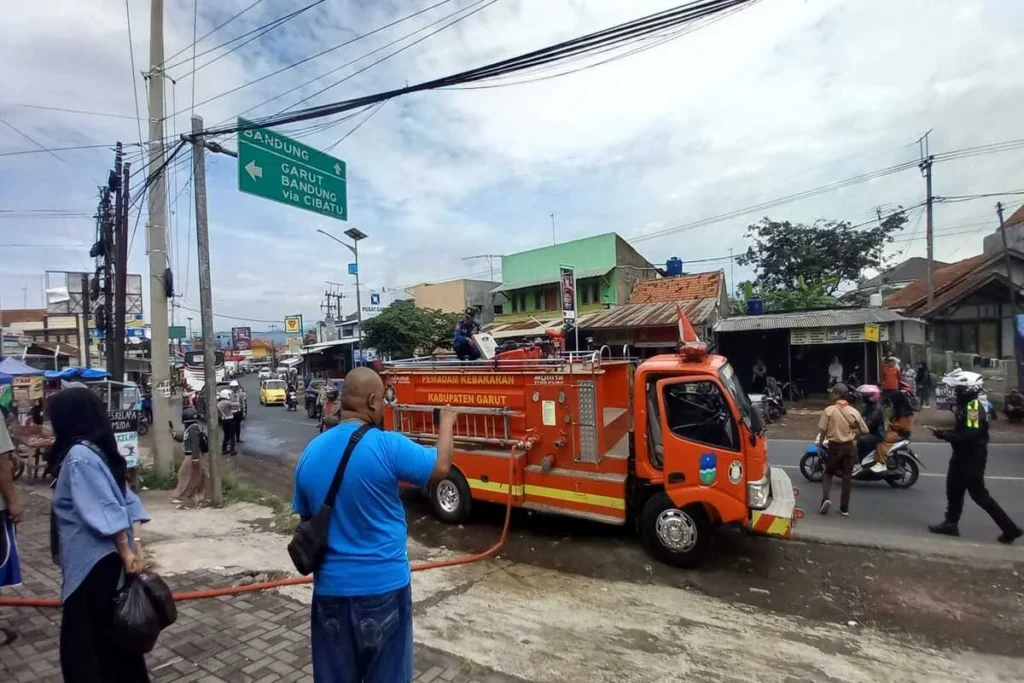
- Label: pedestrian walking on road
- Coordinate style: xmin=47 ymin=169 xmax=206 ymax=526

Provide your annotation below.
xmin=217 ymin=389 xmax=237 ymax=455
xmin=48 ymin=387 xmax=150 ymax=682
xmin=319 ymin=384 xmax=342 ymax=433
xmin=171 ymin=407 xmax=210 ymax=506
xmin=293 ymin=367 xmax=457 ymax=682
xmin=928 ymin=384 xmax=1023 ymax=544
xmin=816 ymin=383 xmax=868 ymax=517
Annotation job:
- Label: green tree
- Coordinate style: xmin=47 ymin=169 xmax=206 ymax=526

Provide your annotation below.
xmin=731 ymin=277 xmax=836 ymax=313
xmin=361 ymin=301 xmax=460 ymax=359
xmin=736 ymin=211 xmax=907 ymax=295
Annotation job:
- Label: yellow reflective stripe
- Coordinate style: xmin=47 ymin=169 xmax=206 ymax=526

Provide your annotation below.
xmin=465 ymin=479 xmax=626 ymax=511
xmin=466 ymin=478 xmax=524 ymax=496
xmin=524 ymin=484 xmax=626 ymax=511
xmin=766 ymin=516 xmax=791 ymax=537
xmin=966 ymin=399 xmax=979 ymax=429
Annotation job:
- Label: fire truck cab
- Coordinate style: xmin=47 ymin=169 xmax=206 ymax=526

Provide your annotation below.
xmin=382 ymin=328 xmax=798 ymax=568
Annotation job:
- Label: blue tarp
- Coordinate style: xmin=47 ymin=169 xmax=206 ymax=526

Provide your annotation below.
xmin=43 ymin=367 xmax=110 ymax=381
xmin=0 ymin=357 xmax=43 ymax=376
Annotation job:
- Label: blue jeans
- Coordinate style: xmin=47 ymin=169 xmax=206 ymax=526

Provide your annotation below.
xmin=311 ymin=584 xmax=413 ymax=683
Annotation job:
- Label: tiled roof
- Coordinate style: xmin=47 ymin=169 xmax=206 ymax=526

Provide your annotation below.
xmin=0 ymin=308 xmax=47 ymax=324
xmin=859 ymin=257 xmax=948 ymax=289
xmin=628 ymin=271 xmax=723 ymax=304
xmin=715 ymin=307 xmax=908 ymax=333
xmin=1006 ymin=202 xmax=1024 ymax=226
xmin=882 ymin=255 xmax=987 ymax=311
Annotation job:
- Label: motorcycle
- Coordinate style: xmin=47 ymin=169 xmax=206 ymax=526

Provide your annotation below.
xmin=799 ymin=436 xmax=922 ymax=489
xmin=938 ymin=369 xmax=996 ymax=419
xmin=286 ymin=390 xmax=298 ymax=411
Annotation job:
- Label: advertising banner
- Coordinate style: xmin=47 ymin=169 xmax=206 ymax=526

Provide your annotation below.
xmin=231 ymin=326 xmax=252 ymax=351
xmin=108 ymin=409 xmax=140 ymax=469
xmin=559 ymin=265 xmax=577 ymax=323
xmin=284 ymin=315 xmax=303 ymax=335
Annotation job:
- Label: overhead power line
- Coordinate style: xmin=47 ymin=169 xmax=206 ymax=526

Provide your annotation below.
xmin=0 ymin=115 xmax=69 ymax=164
xmin=162 ymin=0 xmax=265 ymax=67
xmin=0 ymin=103 xmax=142 ymax=121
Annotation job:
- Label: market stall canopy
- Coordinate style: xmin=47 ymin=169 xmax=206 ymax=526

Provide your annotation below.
xmin=43 ymin=367 xmax=110 ymax=381
xmin=0 ymin=357 xmax=44 ymax=376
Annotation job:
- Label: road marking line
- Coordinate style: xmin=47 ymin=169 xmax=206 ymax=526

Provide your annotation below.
xmin=776 ymin=464 xmax=1024 ymax=482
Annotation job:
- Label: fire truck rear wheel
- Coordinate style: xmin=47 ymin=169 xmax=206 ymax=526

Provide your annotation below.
xmin=429 ymin=470 xmax=472 ymax=523
xmin=640 ymin=492 xmax=711 ymax=568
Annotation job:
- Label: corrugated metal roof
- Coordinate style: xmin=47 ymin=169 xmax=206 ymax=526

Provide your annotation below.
xmin=580 ymin=298 xmax=719 ymax=329
xmin=491 ymin=267 xmax=614 ymax=293
xmin=715 ymin=307 xmax=908 ymax=333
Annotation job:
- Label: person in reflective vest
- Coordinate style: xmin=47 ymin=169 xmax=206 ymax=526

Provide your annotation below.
xmin=928 ymin=385 xmax=1022 ymax=544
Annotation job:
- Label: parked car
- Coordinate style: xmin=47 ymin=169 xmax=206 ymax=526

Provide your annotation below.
xmin=305 ymin=378 xmax=343 ymax=419
xmin=258 ymin=368 xmax=272 ymax=380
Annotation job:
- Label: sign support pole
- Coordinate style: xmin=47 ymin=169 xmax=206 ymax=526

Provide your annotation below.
xmin=191 ymin=115 xmax=222 ymax=506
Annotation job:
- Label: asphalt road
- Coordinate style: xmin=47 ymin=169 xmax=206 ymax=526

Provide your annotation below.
xmin=236 ymin=371 xmax=1024 ymax=552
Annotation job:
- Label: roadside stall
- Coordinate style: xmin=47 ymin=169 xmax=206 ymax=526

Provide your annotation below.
xmin=0 ymin=357 xmax=52 ymax=481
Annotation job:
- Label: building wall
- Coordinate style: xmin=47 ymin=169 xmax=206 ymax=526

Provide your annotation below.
xmin=500 ymin=233 xmax=617 ymax=283
xmin=613 ymin=236 xmax=656 ymax=305
xmin=410 ymin=280 xmax=467 ymax=313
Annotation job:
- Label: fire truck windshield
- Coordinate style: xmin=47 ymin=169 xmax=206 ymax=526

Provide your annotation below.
xmin=720 ymin=363 xmax=763 ymax=433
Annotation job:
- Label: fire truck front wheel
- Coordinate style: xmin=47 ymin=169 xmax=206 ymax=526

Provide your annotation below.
xmin=640 ymin=493 xmax=712 ymax=568
xmin=429 ymin=469 xmax=473 ymax=523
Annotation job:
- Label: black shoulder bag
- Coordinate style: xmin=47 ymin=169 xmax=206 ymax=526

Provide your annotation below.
xmin=287 ymin=423 xmax=374 ymax=575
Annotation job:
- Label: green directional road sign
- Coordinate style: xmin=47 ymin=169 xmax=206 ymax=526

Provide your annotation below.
xmin=237 ymin=117 xmax=348 ymax=221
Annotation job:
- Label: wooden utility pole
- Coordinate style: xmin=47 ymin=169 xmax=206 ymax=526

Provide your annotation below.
xmin=996 ymin=202 xmax=1021 ymax=388
xmin=189 ymin=115 xmax=223 ymax=505
xmin=147 ymin=0 xmax=174 ymax=474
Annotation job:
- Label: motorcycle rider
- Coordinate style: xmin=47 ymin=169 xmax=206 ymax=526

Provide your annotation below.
xmin=928 ymin=384 xmax=1022 ymax=544
xmin=286 ymin=376 xmax=298 ymax=410
xmin=857 ymin=386 xmax=886 ymax=473
xmin=319 ymin=385 xmax=342 ymax=433
xmin=229 ymin=379 xmax=246 ymax=444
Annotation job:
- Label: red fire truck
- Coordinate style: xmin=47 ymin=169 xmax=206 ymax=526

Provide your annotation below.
xmin=381 ymin=318 xmax=798 ymax=567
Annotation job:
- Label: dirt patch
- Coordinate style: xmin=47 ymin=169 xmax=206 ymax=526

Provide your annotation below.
xmin=403 ymin=493 xmax=1024 ymax=657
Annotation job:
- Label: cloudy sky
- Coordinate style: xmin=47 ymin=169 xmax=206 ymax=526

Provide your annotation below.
xmin=1 ymin=0 xmax=1022 ymax=329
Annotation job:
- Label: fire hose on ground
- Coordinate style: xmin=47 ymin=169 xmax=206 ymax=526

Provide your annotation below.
xmin=0 ymin=446 xmax=522 ymax=610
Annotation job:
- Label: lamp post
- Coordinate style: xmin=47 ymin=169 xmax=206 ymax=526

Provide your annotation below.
xmin=186 ymin=316 xmax=194 ymax=342
xmin=317 ymin=227 xmax=368 ymax=365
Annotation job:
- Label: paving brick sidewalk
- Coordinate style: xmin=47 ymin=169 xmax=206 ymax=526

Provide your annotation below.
xmin=0 ymin=485 xmax=522 ymax=683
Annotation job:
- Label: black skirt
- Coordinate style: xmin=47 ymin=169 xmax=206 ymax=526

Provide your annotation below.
xmin=60 ymin=552 xmax=150 ymax=683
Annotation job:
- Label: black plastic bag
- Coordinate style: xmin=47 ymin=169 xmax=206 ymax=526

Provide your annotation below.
xmin=113 ymin=572 xmax=177 ymax=654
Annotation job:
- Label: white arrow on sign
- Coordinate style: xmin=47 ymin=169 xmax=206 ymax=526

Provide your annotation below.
xmin=245 ymin=160 xmax=263 ymax=181
xmin=333 ymin=162 xmax=342 ymax=175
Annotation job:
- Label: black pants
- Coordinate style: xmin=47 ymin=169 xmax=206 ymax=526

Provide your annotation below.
xmin=61 ymin=553 xmax=150 ymax=683
xmin=233 ymin=412 xmax=244 ymax=442
xmin=221 ymin=417 xmax=236 ymax=454
xmin=945 ymin=455 xmax=1019 ymax=534
xmin=454 ymin=340 xmax=479 ymax=361
xmin=822 ymin=440 xmax=855 ymax=512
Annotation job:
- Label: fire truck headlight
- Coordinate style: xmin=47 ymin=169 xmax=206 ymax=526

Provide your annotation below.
xmin=747 ymin=472 xmax=771 ymax=510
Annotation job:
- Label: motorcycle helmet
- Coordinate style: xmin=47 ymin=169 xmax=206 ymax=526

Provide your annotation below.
xmin=953 ymin=383 xmax=982 ymax=402
xmin=857 ymin=384 xmax=881 ymax=403
xmin=219 ymin=389 xmax=233 ymax=400
xmin=181 ymin=406 xmax=200 ymax=424
xmin=325 ymin=385 xmax=339 ymax=399
xmin=229 ymin=380 xmax=240 ymax=388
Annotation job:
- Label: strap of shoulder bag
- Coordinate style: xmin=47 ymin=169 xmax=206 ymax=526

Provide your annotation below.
xmin=323 ymin=423 xmax=375 ymax=509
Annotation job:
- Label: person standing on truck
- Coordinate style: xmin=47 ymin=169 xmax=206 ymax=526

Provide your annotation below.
xmin=292 ymin=367 xmax=457 ymax=682
xmin=816 ymin=383 xmax=869 ymax=517
xmin=928 ymin=384 xmax=1022 ymax=544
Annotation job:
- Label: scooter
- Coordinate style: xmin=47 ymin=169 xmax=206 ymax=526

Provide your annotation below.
xmin=939 ymin=369 xmax=996 ymax=419
xmin=799 ymin=436 xmax=923 ymax=489
xmin=286 ymin=390 xmax=298 ymax=411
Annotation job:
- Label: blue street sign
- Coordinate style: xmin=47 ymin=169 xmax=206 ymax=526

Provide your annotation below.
xmin=348 ymin=263 xmax=358 ymax=275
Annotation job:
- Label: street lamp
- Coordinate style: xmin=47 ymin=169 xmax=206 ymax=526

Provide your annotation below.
xmin=317 ymin=227 xmax=368 ymax=364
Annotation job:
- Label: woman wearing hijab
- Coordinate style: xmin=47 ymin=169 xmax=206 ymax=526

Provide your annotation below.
xmin=48 ymin=387 xmax=151 ymax=682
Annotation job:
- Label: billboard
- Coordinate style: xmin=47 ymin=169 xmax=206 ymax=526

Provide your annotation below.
xmin=360 ymin=290 xmax=394 ymax=320
xmin=559 ymin=265 xmax=577 ymax=323
xmin=284 ymin=315 xmax=303 ymax=335
xmin=45 ymin=270 xmax=143 ymax=316
xmin=231 ymin=326 xmax=252 ymax=351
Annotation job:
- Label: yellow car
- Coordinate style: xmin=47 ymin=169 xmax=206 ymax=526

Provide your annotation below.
xmin=259 ymin=379 xmax=287 ymax=406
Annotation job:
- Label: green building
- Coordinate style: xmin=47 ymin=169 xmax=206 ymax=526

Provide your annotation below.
xmin=491 ymin=233 xmax=655 ymax=322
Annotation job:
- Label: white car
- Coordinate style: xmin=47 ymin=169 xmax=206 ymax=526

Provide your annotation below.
xmin=257 ymin=368 xmax=272 ymax=380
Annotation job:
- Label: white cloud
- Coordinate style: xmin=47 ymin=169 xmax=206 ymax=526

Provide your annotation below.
xmin=1 ymin=0 xmax=1023 ymax=322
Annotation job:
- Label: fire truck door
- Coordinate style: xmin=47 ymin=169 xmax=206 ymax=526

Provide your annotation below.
xmin=655 ymin=377 xmax=747 ymax=517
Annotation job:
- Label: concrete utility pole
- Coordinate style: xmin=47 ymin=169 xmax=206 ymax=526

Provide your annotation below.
xmin=147 ymin=0 xmax=174 ymax=474
xmin=190 ymin=115 xmax=223 ymax=505
xmin=996 ymin=202 xmax=1021 ymax=388
xmin=918 ymin=131 xmax=935 ymax=307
